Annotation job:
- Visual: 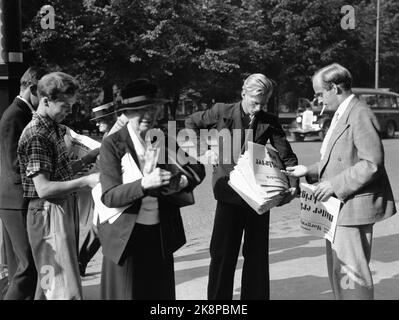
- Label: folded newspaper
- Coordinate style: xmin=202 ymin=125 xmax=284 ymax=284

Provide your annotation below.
xmin=64 ymin=127 xmax=101 ymax=159
xmin=92 ymin=123 xmax=162 ymax=224
xmin=92 ymin=152 xmax=143 ymax=224
xmin=228 ymin=141 xmax=289 ymax=214
xmin=63 ymin=128 xmax=103 ymax=226
xmin=299 ymin=183 xmax=341 ymax=243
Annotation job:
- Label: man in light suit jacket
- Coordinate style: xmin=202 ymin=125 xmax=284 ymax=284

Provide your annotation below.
xmin=0 ymin=66 xmax=47 ymax=299
xmin=186 ymin=74 xmax=299 ymax=300
xmin=286 ymin=63 xmax=396 ymax=299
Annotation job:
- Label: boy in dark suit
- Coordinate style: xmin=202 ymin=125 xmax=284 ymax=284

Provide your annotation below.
xmin=185 ymin=73 xmax=299 ymax=300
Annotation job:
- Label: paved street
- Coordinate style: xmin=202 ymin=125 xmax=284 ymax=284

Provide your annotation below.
xmin=82 ymin=136 xmax=399 ymax=300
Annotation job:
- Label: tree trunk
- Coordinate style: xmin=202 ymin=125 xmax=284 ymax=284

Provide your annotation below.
xmin=170 ymin=90 xmax=180 ymax=120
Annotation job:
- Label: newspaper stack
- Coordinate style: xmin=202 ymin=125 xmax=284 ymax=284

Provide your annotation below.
xmin=228 ymin=141 xmax=289 ymax=214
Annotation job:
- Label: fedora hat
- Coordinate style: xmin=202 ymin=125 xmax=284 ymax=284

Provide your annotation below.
xmin=91 ymin=87 xmax=116 ymax=121
xmin=116 ymin=79 xmax=169 ymax=113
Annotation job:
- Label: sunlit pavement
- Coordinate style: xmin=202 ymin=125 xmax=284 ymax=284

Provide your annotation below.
xmin=82 ymin=136 xmax=399 ymax=300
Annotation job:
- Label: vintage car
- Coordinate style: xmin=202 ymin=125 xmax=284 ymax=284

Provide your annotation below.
xmin=288 ymin=88 xmax=399 ymax=141
xmin=288 ymin=102 xmax=334 ymax=142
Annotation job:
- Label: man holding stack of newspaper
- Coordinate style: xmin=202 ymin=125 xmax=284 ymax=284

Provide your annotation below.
xmin=186 ymin=73 xmax=299 ymax=300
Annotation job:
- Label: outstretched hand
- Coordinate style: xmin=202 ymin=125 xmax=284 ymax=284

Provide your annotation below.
xmin=282 ymin=165 xmax=308 ymax=178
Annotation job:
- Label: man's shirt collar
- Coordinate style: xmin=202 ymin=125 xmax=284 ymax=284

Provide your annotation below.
xmin=17 ymin=96 xmax=35 ymax=113
xmin=335 ymin=94 xmax=355 ymax=121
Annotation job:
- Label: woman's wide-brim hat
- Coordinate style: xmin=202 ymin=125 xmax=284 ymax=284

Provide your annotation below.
xmin=91 ymin=86 xmax=117 ymax=121
xmin=90 ymin=101 xmax=116 ymax=121
xmin=116 ymin=79 xmax=169 ymax=113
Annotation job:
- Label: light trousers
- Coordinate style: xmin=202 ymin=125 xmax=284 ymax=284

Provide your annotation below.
xmin=326 ymin=224 xmax=374 ymax=300
xmin=27 ymin=195 xmax=82 ymax=300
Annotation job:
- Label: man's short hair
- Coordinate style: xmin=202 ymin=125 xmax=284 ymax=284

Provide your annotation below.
xmin=312 ymin=63 xmax=352 ymax=91
xmin=242 ymin=73 xmax=274 ymax=98
xmin=37 ymin=72 xmax=80 ymax=101
xmin=20 ymin=66 xmax=47 ymax=91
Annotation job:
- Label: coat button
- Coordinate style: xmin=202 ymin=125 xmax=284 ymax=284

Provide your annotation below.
xmin=338 ymin=157 xmax=342 ymax=161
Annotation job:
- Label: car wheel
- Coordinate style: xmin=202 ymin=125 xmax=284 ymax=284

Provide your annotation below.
xmin=385 ymin=121 xmax=396 ymax=139
xmin=292 ymin=132 xmax=304 ymax=142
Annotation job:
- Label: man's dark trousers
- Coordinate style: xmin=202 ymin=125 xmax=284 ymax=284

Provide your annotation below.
xmin=207 ymin=201 xmax=270 ymax=300
xmin=0 ymin=209 xmax=37 ymax=300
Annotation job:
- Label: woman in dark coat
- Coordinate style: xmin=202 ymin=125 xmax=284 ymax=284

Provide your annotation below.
xmin=97 ymin=80 xmax=205 ymax=300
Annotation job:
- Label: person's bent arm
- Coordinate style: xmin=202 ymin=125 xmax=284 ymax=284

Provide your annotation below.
xmin=329 ymin=107 xmax=383 ymax=200
xmin=184 ymin=103 xmax=221 ymax=130
xmin=284 ymin=165 xmax=309 ymax=178
xmin=70 ymin=148 xmax=100 ymax=175
xmin=100 ymin=136 xmax=172 ymax=208
xmin=32 ymin=171 xmax=99 ymax=199
xmin=2 ymin=109 xmax=27 ymax=183
xmin=269 ymin=114 xmax=300 ymax=190
xmin=185 ymin=104 xmax=222 ymax=158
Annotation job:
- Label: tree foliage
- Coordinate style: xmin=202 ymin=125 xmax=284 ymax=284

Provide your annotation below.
xmin=21 ymin=0 xmax=399 ymax=116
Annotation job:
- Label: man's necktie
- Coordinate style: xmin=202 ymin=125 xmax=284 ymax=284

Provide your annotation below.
xmin=242 ymin=114 xmax=256 ymax=152
xmin=248 ymin=114 xmax=255 ymax=128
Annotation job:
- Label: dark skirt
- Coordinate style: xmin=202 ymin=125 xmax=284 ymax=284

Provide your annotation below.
xmin=100 ymin=223 xmax=175 ymax=300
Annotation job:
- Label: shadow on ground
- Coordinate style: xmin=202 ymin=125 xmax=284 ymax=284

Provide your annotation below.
xmin=83 ymin=284 xmax=100 ymax=300
xmin=269 ymin=236 xmax=320 ymax=251
xmin=372 ymin=233 xmax=399 ymax=263
xmin=174 ymin=235 xmax=328 ymax=298
xmin=83 ymin=232 xmax=399 ymax=300
xmin=374 ymin=273 xmax=399 ymax=300
xmin=233 ymin=275 xmax=333 ymax=300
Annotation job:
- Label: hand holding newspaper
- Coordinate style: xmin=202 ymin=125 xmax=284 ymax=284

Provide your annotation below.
xmin=92 ymin=152 xmax=143 ymax=224
xmin=92 ymin=123 xmax=165 ymax=224
xmin=299 ymin=182 xmax=341 ymax=243
xmin=228 ymin=141 xmax=289 ymax=214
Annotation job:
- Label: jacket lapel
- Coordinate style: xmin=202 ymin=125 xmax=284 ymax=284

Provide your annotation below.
xmin=220 ymin=102 xmax=241 ymax=130
xmin=319 ymin=97 xmax=358 ymax=175
xmin=15 ymin=97 xmax=32 ymax=112
xmin=119 ymin=125 xmax=141 ymax=167
xmin=14 ymin=97 xmax=34 ymax=122
xmin=240 ymin=116 xmax=270 ymax=153
xmin=254 ymin=121 xmax=270 ymax=142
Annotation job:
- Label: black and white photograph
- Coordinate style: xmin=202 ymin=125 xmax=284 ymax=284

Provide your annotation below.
xmin=0 ymin=0 xmax=399 ymax=309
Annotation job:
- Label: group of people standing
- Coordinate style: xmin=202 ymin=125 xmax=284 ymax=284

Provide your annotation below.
xmin=0 ymin=62 xmax=396 ymax=300
xmin=0 ymin=68 xmax=205 ymax=300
